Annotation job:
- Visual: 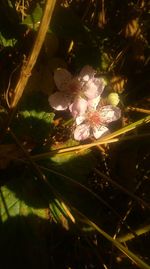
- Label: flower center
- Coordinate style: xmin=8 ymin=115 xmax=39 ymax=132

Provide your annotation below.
xmin=87 ymin=111 xmax=101 ymax=126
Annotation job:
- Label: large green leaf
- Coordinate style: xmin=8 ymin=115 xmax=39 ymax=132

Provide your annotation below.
xmin=12 ymin=105 xmax=55 ymax=144
xmin=0 ymin=186 xmax=47 ymax=222
xmin=0 ymin=170 xmax=50 ymax=268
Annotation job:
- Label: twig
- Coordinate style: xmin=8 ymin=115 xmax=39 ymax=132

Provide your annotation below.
xmin=126 ymin=106 xmax=150 ymax=114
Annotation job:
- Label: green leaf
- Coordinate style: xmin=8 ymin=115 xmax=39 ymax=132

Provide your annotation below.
xmin=20 ymin=110 xmax=55 ymax=124
xmin=12 ymin=107 xmax=55 ymax=144
xmin=0 ymin=32 xmax=17 ymax=47
xmin=0 ymin=174 xmax=51 ymax=268
xmin=0 ymin=187 xmax=46 ymax=221
xmin=0 ymin=176 xmax=48 ymax=222
xmin=22 ymin=3 xmax=43 ymax=30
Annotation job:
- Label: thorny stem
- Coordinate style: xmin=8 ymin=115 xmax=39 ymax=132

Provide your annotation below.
xmin=0 ymin=0 xmax=56 ymax=141
xmin=10 ymin=0 xmax=56 ymax=109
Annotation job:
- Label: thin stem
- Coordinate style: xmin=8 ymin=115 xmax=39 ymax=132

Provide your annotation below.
xmin=126 ymin=106 xmax=150 ymax=114
xmin=94 ymin=168 xmax=150 ymax=210
xmin=31 ymin=113 xmax=150 ymax=160
xmin=118 ymin=224 xmax=150 ymax=243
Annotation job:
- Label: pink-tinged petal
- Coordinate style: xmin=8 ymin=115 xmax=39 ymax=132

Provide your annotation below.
xmin=88 ymin=95 xmax=101 ymax=110
xmin=93 ymin=77 xmax=106 ymax=95
xmin=74 ymin=124 xmax=90 ymax=141
xmin=99 ymin=105 xmax=121 ymax=124
xmin=75 ymin=115 xmax=86 ymax=125
xmin=69 ymin=97 xmax=88 ymax=118
xmin=67 ymin=78 xmax=82 ymax=94
xmin=92 ymin=125 xmax=109 ymax=139
xmin=54 ymin=68 xmax=72 ymax=91
xmin=83 ymin=80 xmax=100 ymax=99
xmin=79 ymin=65 xmax=96 ymax=81
xmin=48 ymin=92 xmax=71 ymax=110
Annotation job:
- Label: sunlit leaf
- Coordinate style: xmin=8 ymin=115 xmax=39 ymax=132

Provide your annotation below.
xmin=20 ymin=110 xmax=55 ymax=124
xmin=22 ymin=3 xmax=43 ymax=30
xmin=0 ymin=186 xmax=47 ymax=222
xmin=0 ymin=175 xmax=50 ymax=268
xmin=0 ymin=32 xmax=17 ymax=47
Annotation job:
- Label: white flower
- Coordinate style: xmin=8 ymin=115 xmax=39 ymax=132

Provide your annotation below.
xmin=74 ymin=105 xmax=121 ymax=141
xmin=48 ymin=66 xmax=106 ymax=117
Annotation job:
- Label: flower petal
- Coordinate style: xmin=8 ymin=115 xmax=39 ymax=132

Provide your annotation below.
xmin=93 ymin=77 xmax=106 ymax=95
xmin=75 ymin=115 xmax=86 ymax=125
xmin=74 ymin=124 xmax=90 ymax=141
xmin=69 ymin=97 xmax=88 ymax=118
xmin=99 ymin=105 xmax=121 ymax=124
xmin=48 ymin=92 xmax=71 ymax=110
xmin=88 ymin=95 xmax=101 ymax=110
xmin=83 ymin=79 xmax=100 ymax=99
xmin=92 ymin=125 xmax=109 ymax=139
xmin=79 ymin=65 xmax=96 ymax=81
xmin=67 ymin=78 xmax=82 ymax=94
xmin=54 ymin=68 xmax=72 ymax=91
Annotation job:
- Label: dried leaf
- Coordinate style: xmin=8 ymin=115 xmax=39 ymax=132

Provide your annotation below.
xmin=111 ymin=76 xmax=127 ymax=93
xmin=124 ymin=18 xmax=141 ymax=38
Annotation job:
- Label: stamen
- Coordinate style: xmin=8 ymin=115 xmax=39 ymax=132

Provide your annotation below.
xmin=87 ymin=111 xmax=101 ymax=126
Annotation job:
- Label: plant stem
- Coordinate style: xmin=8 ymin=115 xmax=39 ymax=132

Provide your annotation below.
xmin=10 ymin=0 xmax=56 ymax=109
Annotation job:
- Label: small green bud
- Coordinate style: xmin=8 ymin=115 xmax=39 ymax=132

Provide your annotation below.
xmin=107 ymin=93 xmax=120 ymax=106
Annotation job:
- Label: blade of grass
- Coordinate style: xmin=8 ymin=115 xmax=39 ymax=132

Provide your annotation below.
xmin=9 ymin=130 xmax=150 ymax=268
xmin=118 ymin=224 xmax=150 ymax=243
xmin=31 ymin=115 xmax=150 ymax=160
xmin=8 ymin=128 xmax=78 ymax=224
xmin=39 ymin=165 xmax=138 ymax=238
xmin=83 ymin=216 xmax=150 ymax=269
xmin=94 ymin=168 xmax=150 ymax=210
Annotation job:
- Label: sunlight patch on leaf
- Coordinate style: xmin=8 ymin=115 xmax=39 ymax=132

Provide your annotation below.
xmin=20 ymin=110 xmax=55 ymax=124
xmin=0 ymin=32 xmax=17 ymax=47
xmin=22 ymin=3 xmax=43 ymax=30
xmin=50 ymin=138 xmax=91 ymax=164
xmin=0 ymin=186 xmax=48 ymax=222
